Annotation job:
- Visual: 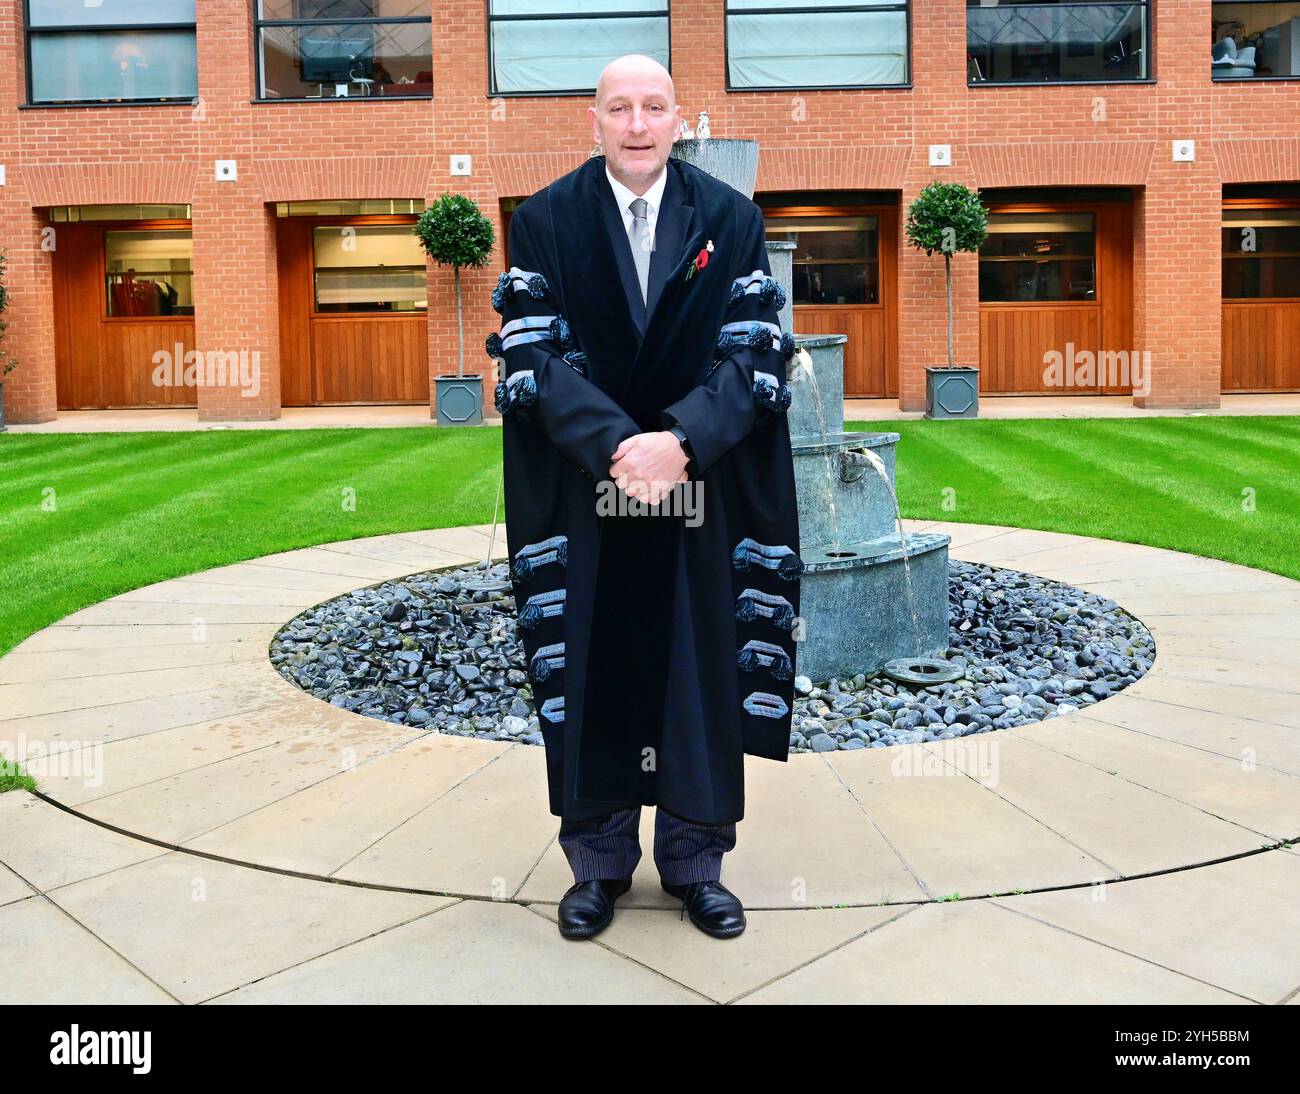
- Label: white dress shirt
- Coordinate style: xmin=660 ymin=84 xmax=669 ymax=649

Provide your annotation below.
xmin=606 ymin=162 xmax=668 ymax=249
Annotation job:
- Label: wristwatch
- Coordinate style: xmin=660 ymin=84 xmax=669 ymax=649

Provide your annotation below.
xmin=668 ymin=423 xmax=695 ymax=471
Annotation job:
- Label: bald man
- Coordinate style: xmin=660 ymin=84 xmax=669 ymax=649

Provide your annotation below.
xmin=489 ymin=54 xmax=801 ymax=941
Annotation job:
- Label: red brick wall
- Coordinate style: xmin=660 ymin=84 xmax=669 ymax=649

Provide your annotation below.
xmin=3 ymin=1 xmax=1300 ymax=421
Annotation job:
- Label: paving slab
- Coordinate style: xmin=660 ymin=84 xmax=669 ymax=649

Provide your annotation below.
xmin=528 ymin=902 xmax=906 ymax=1003
xmin=310 ymin=535 xmax=483 ymax=568
xmin=0 ymin=638 xmax=268 ymax=685
xmin=1006 ymin=715 xmax=1300 ymax=840
xmin=0 ymin=897 xmax=177 ymax=1004
xmin=0 ymin=861 xmax=36 ymax=907
xmin=0 ymin=682 xmax=287 ymax=751
xmin=184 ymin=733 xmax=507 ymax=877
xmin=50 ymin=600 xmax=316 ymax=626
xmin=0 ymin=792 xmax=167 ymax=892
xmin=824 ymin=738 xmax=1114 ymax=895
xmin=11 ymin=621 xmax=279 ymax=655
xmin=29 ymin=698 xmax=345 ymax=808
xmin=516 ymin=751 xmax=927 ymax=908
xmin=987 ymin=851 xmax=1300 ymax=1004
xmin=72 ymin=711 xmax=419 ymax=846
xmin=0 ymin=658 xmax=284 ymax=721
xmin=735 ymin=900 xmax=1251 ymax=1004
xmin=47 ymin=850 xmax=450 ymax=1005
xmin=109 ymin=578 xmax=352 ymax=606
xmin=240 ymin=546 xmax=439 ymax=582
xmin=1119 ymin=672 xmax=1300 ymax=729
xmin=333 ymin=745 xmax=558 ymax=894
xmin=911 ymin=731 xmax=1287 ymax=872
xmin=205 ymin=899 xmax=705 ymax=1005
xmin=1076 ymin=694 xmax=1300 ymax=777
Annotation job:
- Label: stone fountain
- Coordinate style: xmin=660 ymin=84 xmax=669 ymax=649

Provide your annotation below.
xmin=671 ymin=136 xmax=952 ymax=683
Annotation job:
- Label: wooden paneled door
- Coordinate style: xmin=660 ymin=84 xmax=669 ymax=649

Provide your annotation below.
xmin=1222 ymin=199 xmax=1300 ymax=392
xmin=52 ymin=220 xmax=196 ymax=409
xmin=276 ymin=215 xmax=429 ymax=405
xmin=762 ymin=203 xmax=899 ymax=399
xmin=979 ymin=199 xmax=1134 ymax=395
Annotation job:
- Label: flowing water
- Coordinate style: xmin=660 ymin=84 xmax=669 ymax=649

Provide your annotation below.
xmin=788 ymin=348 xmax=842 ymax=554
xmin=858 ymin=447 xmax=924 ymax=658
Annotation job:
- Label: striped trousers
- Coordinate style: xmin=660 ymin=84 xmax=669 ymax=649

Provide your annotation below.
xmin=558 ymin=805 xmax=737 ymax=886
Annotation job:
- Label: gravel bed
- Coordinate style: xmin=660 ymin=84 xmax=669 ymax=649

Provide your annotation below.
xmin=269 ymin=557 xmax=1155 ymax=750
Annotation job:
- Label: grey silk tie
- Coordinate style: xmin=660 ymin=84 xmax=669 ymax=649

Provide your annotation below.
xmin=628 ymin=196 xmax=651 ymax=304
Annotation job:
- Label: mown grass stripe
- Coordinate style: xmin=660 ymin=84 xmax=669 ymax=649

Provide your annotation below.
xmin=1 ymin=420 xmax=1295 ymax=659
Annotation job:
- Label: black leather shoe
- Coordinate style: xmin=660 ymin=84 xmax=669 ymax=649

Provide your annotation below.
xmin=661 ymin=879 xmax=746 ymax=938
xmin=557 ymin=877 xmax=632 ymax=939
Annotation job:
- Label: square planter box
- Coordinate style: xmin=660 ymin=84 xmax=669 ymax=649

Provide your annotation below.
xmin=925 ymin=366 xmax=980 ymax=419
xmin=434 ymin=373 xmax=484 ymax=426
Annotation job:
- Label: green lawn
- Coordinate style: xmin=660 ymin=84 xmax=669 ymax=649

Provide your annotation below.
xmin=854 ymin=414 xmax=1300 ymax=580
xmin=0 ymin=756 xmax=37 ymax=794
xmin=1 ymin=415 xmax=1298 ymax=664
xmin=0 ymin=427 xmax=501 ymax=658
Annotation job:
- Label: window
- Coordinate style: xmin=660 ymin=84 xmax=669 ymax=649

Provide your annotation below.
xmin=488 ymin=2 xmax=670 ymax=95
xmin=765 ymin=215 xmax=880 ymax=304
xmin=1211 ymin=3 xmax=1300 ymax=80
xmin=967 ymin=1 xmax=1149 ymax=84
xmin=276 ymin=199 xmax=423 ymax=217
xmin=26 ymin=0 xmax=198 ymax=105
xmin=979 ymin=212 xmax=1096 ymax=302
xmin=50 ymin=204 xmax=192 ymax=222
xmin=1223 ymin=209 xmax=1300 ymax=298
xmin=312 ymin=224 xmax=427 ymax=312
xmin=727 ymin=1 xmax=908 ymax=89
xmin=104 ymin=230 xmax=194 ymax=317
xmin=255 ymin=1 xmax=433 ymax=100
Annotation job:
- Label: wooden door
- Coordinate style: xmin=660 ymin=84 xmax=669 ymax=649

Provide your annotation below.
xmin=979 ymin=199 xmax=1134 ymax=395
xmin=53 ymin=220 xmax=196 ymax=409
xmin=762 ymin=203 xmax=899 ymax=399
xmin=1222 ymin=199 xmax=1300 ymax=392
xmin=276 ymin=215 xmax=429 ymax=405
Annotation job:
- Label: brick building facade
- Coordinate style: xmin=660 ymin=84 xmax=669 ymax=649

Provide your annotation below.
xmin=2 ymin=1 xmax=1299 ymax=424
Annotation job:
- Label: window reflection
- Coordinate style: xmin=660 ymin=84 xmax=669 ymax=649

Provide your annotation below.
xmin=489 ymin=1 xmax=669 ymax=95
xmin=979 ymin=212 xmax=1096 ymax=302
xmin=104 ymin=230 xmax=194 ymax=317
xmin=28 ymin=0 xmax=199 ymax=105
xmin=1222 ymin=208 xmax=1300 ymax=298
xmin=967 ymin=1 xmax=1149 ymax=84
xmin=1211 ymin=3 xmax=1300 ymax=79
xmin=312 ymin=224 xmax=427 ymax=312
xmin=256 ymin=1 xmax=433 ymax=99
xmin=764 ymin=215 xmax=879 ymax=305
xmin=728 ymin=1 xmax=909 ymax=88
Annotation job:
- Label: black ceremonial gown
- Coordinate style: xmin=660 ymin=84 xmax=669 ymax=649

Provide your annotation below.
xmin=487 ymin=153 xmax=802 ymax=826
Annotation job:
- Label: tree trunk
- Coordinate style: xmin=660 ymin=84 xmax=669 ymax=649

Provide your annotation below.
xmin=944 ymin=251 xmax=954 ymax=369
xmin=454 ymin=265 xmax=465 ymax=377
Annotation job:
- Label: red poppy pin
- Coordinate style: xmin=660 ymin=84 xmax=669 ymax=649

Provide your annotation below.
xmin=683 ymin=239 xmax=714 ymax=282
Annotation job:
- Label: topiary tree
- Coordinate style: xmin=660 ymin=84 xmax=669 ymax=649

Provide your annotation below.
xmin=904 ymin=182 xmax=988 ymax=369
xmin=413 ymin=194 xmax=496 ymax=377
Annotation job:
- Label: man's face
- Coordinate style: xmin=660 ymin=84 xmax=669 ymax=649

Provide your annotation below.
xmin=589 ymin=72 xmax=682 ymax=193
